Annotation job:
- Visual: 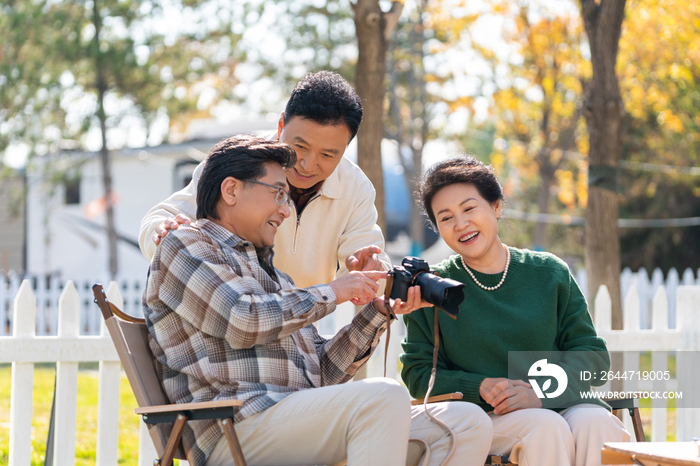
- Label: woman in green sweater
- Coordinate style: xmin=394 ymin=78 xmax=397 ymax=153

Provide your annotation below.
xmin=400 ymin=156 xmax=629 ymax=466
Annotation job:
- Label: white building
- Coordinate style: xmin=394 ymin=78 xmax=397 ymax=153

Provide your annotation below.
xmin=24 ymin=117 xmax=457 ymax=282
xmin=26 ymin=119 xmax=277 ymax=281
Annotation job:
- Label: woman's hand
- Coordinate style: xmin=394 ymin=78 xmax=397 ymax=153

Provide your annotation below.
xmin=490 ymin=383 xmax=543 ymax=414
xmin=373 ymin=285 xmax=430 ymax=316
xmin=480 ymin=377 xmax=542 ymax=414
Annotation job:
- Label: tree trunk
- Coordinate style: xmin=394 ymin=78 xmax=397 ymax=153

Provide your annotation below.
xmin=94 ymin=0 xmax=118 ymax=279
xmin=411 ymin=4 xmax=427 ymax=253
xmin=352 ymin=0 xmax=402 ymax=381
xmin=579 ymin=0 xmax=626 ymax=329
xmin=385 ymin=2 xmax=426 ymax=253
xmin=409 ymin=147 xmax=425 ymax=253
xmin=353 ymin=0 xmax=402 ymax=233
xmin=534 ymin=168 xmax=553 ymax=250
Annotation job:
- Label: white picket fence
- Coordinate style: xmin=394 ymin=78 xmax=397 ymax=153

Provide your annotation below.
xmin=1 ymin=279 xmax=700 ymax=465
xmin=3 ymin=266 xmax=698 ymax=336
xmin=0 ymin=273 xmax=145 ymax=336
xmin=575 ymin=266 xmax=700 ymax=329
xmin=0 ymin=280 xmax=158 ymax=466
xmin=590 ymin=284 xmax=700 ymax=442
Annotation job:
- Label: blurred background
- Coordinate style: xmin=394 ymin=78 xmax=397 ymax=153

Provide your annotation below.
xmin=1 ymin=0 xmax=698 ymax=297
xmin=3 ymin=3 xmax=699 ymax=460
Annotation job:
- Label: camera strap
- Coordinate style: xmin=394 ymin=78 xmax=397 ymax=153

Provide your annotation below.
xmin=382 ymin=274 xmax=398 ymax=378
xmin=381 ymin=283 xmax=456 ymax=466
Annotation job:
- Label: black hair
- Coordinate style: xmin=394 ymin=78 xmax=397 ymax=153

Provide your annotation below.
xmin=283 ymin=71 xmax=363 ymax=142
xmin=416 ymin=156 xmax=505 ymax=232
xmin=196 ymin=135 xmax=297 ymax=220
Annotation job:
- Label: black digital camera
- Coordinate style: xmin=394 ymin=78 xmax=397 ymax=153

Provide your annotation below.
xmin=387 ymin=257 xmax=465 ymax=317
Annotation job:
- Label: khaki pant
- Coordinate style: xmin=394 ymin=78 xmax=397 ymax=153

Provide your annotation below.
xmin=488 ymin=404 xmax=630 ymax=466
xmin=206 ymin=378 xmax=492 ymax=466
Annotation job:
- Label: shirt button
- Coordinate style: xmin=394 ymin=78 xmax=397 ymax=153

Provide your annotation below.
xmin=322 ymin=296 xmax=328 ymax=300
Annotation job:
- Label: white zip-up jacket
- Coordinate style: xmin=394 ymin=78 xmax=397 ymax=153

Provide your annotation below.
xmin=139 ymin=157 xmax=391 ymax=288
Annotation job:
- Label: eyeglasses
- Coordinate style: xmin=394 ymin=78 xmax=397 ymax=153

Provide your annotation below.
xmin=243 ymin=179 xmax=293 ymax=208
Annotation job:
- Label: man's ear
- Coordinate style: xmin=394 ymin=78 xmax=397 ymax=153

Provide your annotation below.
xmin=277 ymin=112 xmax=285 ymax=139
xmin=220 ymin=177 xmax=239 ymax=206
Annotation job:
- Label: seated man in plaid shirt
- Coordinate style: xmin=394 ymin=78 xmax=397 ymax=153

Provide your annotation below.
xmin=143 ymin=135 xmax=490 ymax=466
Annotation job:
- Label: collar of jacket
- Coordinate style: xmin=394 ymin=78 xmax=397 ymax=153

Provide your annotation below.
xmin=316 ymin=158 xmax=344 ymax=200
xmin=197 ymin=218 xmax=274 ymax=259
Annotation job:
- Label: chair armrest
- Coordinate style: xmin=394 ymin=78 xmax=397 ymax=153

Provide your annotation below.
xmin=411 ymin=392 xmax=463 ymax=406
xmin=601 ymin=397 xmax=645 ymax=442
xmin=135 ymin=398 xmax=243 ymax=415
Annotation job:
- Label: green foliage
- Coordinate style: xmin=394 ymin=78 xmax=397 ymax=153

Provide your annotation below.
xmin=1 ymin=0 xmax=250 ymax=276
xmin=0 ymin=1 xmax=71 ymax=156
xmin=229 ymin=0 xmax=356 ymax=91
xmin=458 ymin=0 xmax=700 ymax=269
xmin=466 ymin=1 xmax=589 ymax=255
xmin=0 ymin=363 xmax=140 ymax=465
xmin=386 ymin=0 xmax=478 ymax=150
xmin=457 ymin=123 xmax=496 ymax=160
xmin=617 ymin=0 xmax=700 ymax=272
xmin=384 ymin=0 xmax=480 ymax=247
xmin=0 ymin=0 xmax=245 ymax=160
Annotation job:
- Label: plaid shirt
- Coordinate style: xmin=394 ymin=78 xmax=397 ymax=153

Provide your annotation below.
xmin=143 ymin=219 xmax=389 ymax=466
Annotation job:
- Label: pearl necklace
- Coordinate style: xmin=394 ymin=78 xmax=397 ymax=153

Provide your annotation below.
xmin=460 ymin=245 xmax=511 ymax=291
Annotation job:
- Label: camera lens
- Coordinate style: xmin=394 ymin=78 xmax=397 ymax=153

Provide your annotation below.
xmin=414 ymin=273 xmax=465 ymax=316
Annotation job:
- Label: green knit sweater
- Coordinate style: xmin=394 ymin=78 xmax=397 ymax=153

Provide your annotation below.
xmin=400 ymin=247 xmax=609 ymax=412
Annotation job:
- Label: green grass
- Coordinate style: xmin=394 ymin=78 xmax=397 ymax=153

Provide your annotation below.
xmin=635 ymin=351 xmax=677 ymax=441
xmin=638 ymin=351 xmax=676 ymax=377
xmin=0 ymin=363 xmax=141 ymax=465
xmin=1 ymin=355 xmax=681 ymax=462
xmin=638 ymin=394 xmax=677 ymax=441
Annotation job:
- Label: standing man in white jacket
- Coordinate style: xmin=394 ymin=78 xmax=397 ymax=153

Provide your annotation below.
xmin=139 ymin=71 xmax=391 ymax=290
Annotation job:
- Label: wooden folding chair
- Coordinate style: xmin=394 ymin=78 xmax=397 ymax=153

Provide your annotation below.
xmin=413 ymin=393 xmax=645 ymax=465
xmin=93 ymin=284 xmax=248 ymax=466
xmin=606 ymin=397 xmax=645 ymax=443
